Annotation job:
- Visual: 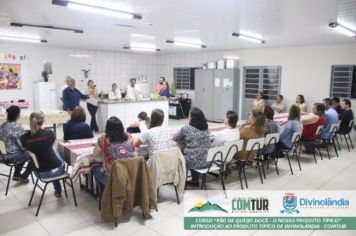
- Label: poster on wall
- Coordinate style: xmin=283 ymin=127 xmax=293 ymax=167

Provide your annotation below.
xmin=0 ymin=63 xmax=21 ymax=90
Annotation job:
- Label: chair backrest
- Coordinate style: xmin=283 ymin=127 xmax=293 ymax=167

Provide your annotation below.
xmin=246 ymin=137 xmax=265 ymax=151
xmin=329 ymin=123 xmax=339 ymax=133
xmin=264 ymin=133 xmax=280 ymax=146
xmin=291 ymin=131 xmax=302 ymax=143
xmin=348 ymin=119 xmax=354 ymax=129
xmin=152 ymin=148 xmax=183 ymax=168
xmin=0 ymin=140 xmax=7 ymax=155
xmin=206 ymin=146 xmax=224 ymax=162
xmin=315 ymin=125 xmax=324 ymax=137
xmin=29 ymin=152 xmax=40 ymax=170
xmin=222 ymin=139 xmax=244 ymax=163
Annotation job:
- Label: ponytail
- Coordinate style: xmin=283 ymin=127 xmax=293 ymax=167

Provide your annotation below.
xmin=30 ymin=117 xmax=38 ymax=136
xmin=29 ymin=112 xmax=45 ymax=136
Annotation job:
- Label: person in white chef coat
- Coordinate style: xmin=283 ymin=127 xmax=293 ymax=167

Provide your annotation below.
xmin=108 ymin=83 xmax=121 ymax=100
xmin=125 ymin=78 xmax=143 ymax=100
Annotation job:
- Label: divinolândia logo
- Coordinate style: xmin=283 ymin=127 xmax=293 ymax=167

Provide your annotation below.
xmin=280 ymin=193 xmax=300 ymax=214
xmin=189 ymin=201 xmax=228 ymax=213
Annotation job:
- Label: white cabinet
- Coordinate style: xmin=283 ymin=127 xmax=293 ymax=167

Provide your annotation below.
xmin=34 ymin=82 xmax=57 ymax=110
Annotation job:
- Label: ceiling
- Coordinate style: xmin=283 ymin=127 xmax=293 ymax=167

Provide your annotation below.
xmin=0 ymin=0 xmax=355 ymax=53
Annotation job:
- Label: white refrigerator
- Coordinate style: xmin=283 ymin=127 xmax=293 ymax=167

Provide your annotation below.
xmin=34 ymin=82 xmax=57 ymax=110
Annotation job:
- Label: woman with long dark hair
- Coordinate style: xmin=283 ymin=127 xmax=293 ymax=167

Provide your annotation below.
xmin=92 ymin=116 xmax=135 ymax=189
xmin=173 ymin=107 xmax=210 ymax=186
xmin=278 ymin=105 xmax=302 ymax=149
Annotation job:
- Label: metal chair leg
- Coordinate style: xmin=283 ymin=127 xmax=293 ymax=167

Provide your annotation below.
xmin=344 ymin=135 xmax=350 ymax=152
xmin=69 ymin=178 xmax=78 ymax=206
xmin=274 ymin=158 xmax=279 ymax=176
xmin=62 ymin=179 xmax=68 ymax=198
xmin=5 ymin=166 xmax=13 ymax=196
xmin=286 ymin=152 xmax=293 ymax=175
xmin=294 ymin=152 xmax=302 ymax=171
xmin=256 ymin=162 xmax=263 ymax=184
xmin=219 ymin=169 xmax=226 ymax=190
xmin=35 ymin=183 xmax=48 ymax=216
xmin=348 ymin=134 xmax=354 ymax=149
xmin=326 ymin=145 xmax=331 ymax=160
xmin=29 ymin=178 xmax=39 ymax=206
xmin=237 ymin=166 xmax=244 ymax=190
xmin=332 ymin=139 xmax=339 ymax=157
xmin=174 ymin=185 xmax=180 ymax=204
xmin=242 ymin=164 xmax=248 ymax=189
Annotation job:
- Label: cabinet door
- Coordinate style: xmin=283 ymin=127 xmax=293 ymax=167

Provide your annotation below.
xmin=212 ymin=70 xmax=224 ymax=121
xmin=194 ymin=69 xmax=214 ymax=120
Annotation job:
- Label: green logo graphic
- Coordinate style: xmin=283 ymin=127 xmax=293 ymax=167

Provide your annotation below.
xmin=189 ymin=201 xmax=228 ymax=213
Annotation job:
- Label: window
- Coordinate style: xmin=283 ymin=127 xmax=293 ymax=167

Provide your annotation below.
xmin=330 ymin=65 xmax=356 ymax=99
xmin=173 ymin=67 xmax=198 ymax=90
xmin=243 ymin=66 xmax=282 ymax=100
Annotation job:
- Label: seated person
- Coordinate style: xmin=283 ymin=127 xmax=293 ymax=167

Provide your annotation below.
xmin=271 ymin=95 xmax=286 ymax=113
xmin=127 ymin=112 xmax=149 ymax=133
xmin=264 ymin=106 xmax=279 ymax=134
xmin=173 ymin=107 xmax=210 ymax=186
xmin=295 ymin=94 xmax=307 ymax=113
xmin=135 ymin=109 xmax=170 ymax=166
xmin=301 ymin=103 xmax=325 ymax=153
xmin=63 ymin=106 xmax=93 ymax=141
xmin=210 ymin=110 xmax=240 ymax=147
xmin=238 ymin=109 xmax=266 ymax=165
xmin=252 ymin=92 xmax=265 ymax=111
xmin=321 ymin=98 xmax=339 ymax=140
xmin=278 ymin=105 xmax=302 ymax=150
xmin=108 ymin=83 xmax=121 ymax=100
xmin=159 ymin=81 xmax=170 ymax=98
xmin=21 ymin=112 xmax=65 ymax=197
xmin=154 ymin=76 xmax=166 ymax=94
xmin=92 ymin=116 xmax=135 ymax=190
xmin=338 ymin=99 xmax=354 ymax=134
xmin=332 ymin=96 xmax=342 ymax=114
xmin=0 ymin=106 xmax=32 ymax=183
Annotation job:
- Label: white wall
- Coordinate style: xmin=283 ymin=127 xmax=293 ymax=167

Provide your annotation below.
xmin=0 ymin=43 xmax=159 ymax=109
xmin=157 ymin=43 xmax=356 ymax=117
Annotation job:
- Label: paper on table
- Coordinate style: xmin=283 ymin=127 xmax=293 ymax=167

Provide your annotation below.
xmin=215 ymin=78 xmax=220 ymax=87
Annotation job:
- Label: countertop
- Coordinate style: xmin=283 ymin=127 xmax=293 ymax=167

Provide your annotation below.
xmin=98 ymin=98 xmax=169 ymax=104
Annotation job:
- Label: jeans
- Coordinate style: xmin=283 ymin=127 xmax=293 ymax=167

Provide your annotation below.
xmin=300 ymin=137 xmax=315 ymax=153
xmin=4 ymin=151 xmax=32 ymax=179
xmin=87 ymin=103 xmax=99 ymax=132
xmin=36 ymin=150 xmax=65 ymax=193
xmin=92 ymin=166 xmax=107 ymax=193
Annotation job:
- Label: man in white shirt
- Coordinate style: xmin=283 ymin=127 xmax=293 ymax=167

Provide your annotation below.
xmin=125 ymin=78 xmax=142 ymax=100
xmin=210 ymin=110 xmax=240 ymax=147
xmin=60 ymin=76 xmax=71 ymax=101
xmin=108 ymin=83 xmax=121 ymax=100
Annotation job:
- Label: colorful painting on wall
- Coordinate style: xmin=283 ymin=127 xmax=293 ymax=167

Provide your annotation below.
xmin=0 ymin=63 xmax=21 ymax=90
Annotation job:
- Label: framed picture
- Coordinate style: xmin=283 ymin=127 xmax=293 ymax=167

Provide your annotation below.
xmin=0 ymin=63 xmax=21 ymax=90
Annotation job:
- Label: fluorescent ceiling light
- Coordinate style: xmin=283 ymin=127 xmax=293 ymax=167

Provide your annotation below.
xmin=329 ymin=22 xmax=356 ymax=37
xmin=52 ymin=0 xmax=142 ymax=19
xmin=123 ymin=46 xmax=160 ymax=52
xmin=0 ymin=34 xmax=46 ymax=43
xmin=224 ymin=56 xmax=240 ymax=60
xmin=166 ymin=40 xmax=206 ymax=48
xmin=232 ymin=33 xmax=265 ymax=44
xmin=70 ymin=54 xmax=91 ymax=58
xmin=130 ymin=33 xmax=155 ymax=40
xmin=11 ymin=22 xmax=83 ymax=34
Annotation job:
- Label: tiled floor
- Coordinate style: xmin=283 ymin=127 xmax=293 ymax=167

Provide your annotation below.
xmin=1 ymin=119 xmax=356 ymax=236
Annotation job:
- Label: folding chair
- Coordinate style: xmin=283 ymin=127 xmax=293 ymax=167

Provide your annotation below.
xmin=187 ymin=146 xmax=225 ymax=190
xmin=28 ymin=152 xmax=78 ymax=216
xmin=0 ymin=140 xmax=34 ymax=195
xmin=299 ymin=125 xmax=324 ymax=163
xmin=263 ymin=133 xmax=280 ymax=175
xmin=277 ymin=131 xmax=302 ymax=175
xmin=339 ymin=119 xmax=354 ymax=152
xmin=243 ymin=137 xmax=266 ymax=187
xmin=321 ymin=123 xmax=340 ymax=159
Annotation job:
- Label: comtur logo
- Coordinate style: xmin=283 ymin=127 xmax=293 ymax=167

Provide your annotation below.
xmin=189 ymin=201 xmax=228 ymax=213
xmin=280 ymin=193 xmax=300 ymax=214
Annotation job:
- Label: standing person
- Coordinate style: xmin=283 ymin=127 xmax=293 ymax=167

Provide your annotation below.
xmin=135 ymin=109 xmax=170 ymax=166
xmin=338 ymin=99 xmax=354 ymax=134
xmin=271 ymin=95 xmax=286 ymax=113
xmin=159 ymin=81 xmax=170 ymax=98
xmin=321 ymin=98 xmax=339 ymax=140
xmin=295 ymin=94 xmax=307 ymax=113
xmin=109 ymin=83 xmax=121 ymax=100
xmin=0 ymin=106 xmax=32 ymax=183
xmin=125 ymin=78 xmax=142 ymax=100
xmin=63 ymin=106 xmax=93 ymax=141
xmin=86 ymin=80 xmax=99 ymax=133
xmin=154 ymin=76 xmax=166 ymax=94
xmin=92 ymin=117 xmax=135 ymax=190
xmin=278 ymin=105 xmax=302 ymax=149
xmin=301 ymin=103 xmax=325 ymax=153
xmin=210 ymin=110 xmax=240 ymax=147
xmin=20 ymin=112 xmax=65 ymax=197
xmin=173 ymin=107 xmax=210 ymax=186
xmin=62 ymin=78 xmax=88 ymax=113
xmin=59 ymin=76 xmax=71 ymax=101
xmin=332 ymin=96 xmax=342 ymax=114
xmin=252 ymin=92 xmax=265 ymax=111
xmin=238 ymin=109 xmax=266 ymax=165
